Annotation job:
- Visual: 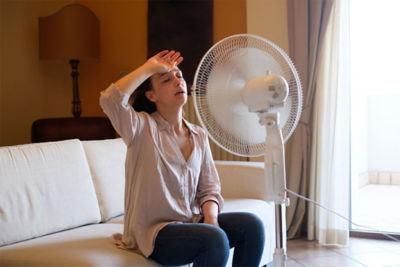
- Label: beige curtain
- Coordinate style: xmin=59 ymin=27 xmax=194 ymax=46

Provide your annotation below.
xmin=184 ymin=95 xmax=247 ymax=161
xmin=285 ymin=0 xmax=334 ymax=238
xmin=308 ymin=0 xmax=350 ymax=245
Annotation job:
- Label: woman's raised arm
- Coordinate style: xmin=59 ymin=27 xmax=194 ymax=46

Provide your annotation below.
xmin=99 ymin=50 xmax=183 ymax=146
xmin=115 ymin=50 xmax=183 ymax=95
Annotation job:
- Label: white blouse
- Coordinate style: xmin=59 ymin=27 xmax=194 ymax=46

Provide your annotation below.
xmin=99 ymin=84 xmax=224 ymax=257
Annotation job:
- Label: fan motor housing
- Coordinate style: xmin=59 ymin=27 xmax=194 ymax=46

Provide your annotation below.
xmin=242 ymin=74 xmax=289 ymax=113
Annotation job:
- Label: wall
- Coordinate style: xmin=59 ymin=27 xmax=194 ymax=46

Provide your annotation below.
xmin=247 ymin=0 xmax=289 ymax=53
xmin=0 ymin=0 xmax=147 ymax=146
xmin=1 ymin=0 xmax=73 ymax=146
xmin=0 ymin=0 xmax=287 ymax=148
xmin=74 ymin=0 xmax=148 ymax=117
xmin=214 ymin=0 xmax=247 ymax=43
xmin=350 ymin=0 xmax=400 ymax=175
xmin=367 ymin=94 xmax=400 ymax=172
xmin=350 ymin=92 xmax=368 ymax=192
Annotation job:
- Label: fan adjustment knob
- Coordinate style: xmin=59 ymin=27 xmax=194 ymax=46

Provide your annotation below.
xmin=266 ymin=119 xmax=276 ymax=127
xmin=285 ymin=197 xmax=290 ymax=207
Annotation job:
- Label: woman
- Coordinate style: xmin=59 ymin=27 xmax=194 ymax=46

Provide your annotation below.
xmin=100 ymin=50 xmax=265 ymax=267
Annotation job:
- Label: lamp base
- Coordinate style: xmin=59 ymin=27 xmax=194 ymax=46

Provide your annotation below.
xmin=70 ymin=59 xmax=82 ymax=118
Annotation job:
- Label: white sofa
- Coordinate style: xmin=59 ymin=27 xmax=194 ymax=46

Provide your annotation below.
xmin=0 ymin=138 xmax=277 ymax=266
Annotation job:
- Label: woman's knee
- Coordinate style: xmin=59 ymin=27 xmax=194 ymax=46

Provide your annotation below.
xmin=202 ymin=225 xmax=229 ymax=248
xmin=200 ymin=225 xmax=230 ymax=257
xmin=243 ymin=213 xmax=264 ymax=230
xmin=242 ymin=213 xmax=265 ymax=241
xmin=219 ymin=213 xmax=266 ymax=266
xmin=220 ymin=212 xmax=265 ymax=242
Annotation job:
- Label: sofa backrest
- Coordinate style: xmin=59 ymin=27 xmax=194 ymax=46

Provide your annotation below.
xmin=0 ymin=139 xmax=101 ymax=247
xmin=215 ymin=160 xmax=266 ymax=200
xmin=82 ymin=138 xmax=126 ymax=222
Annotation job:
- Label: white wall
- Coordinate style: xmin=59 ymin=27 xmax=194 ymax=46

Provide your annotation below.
xmin=351 ymin=93 xmax=368 ymax=185
xmin=352 ymin=93 xmax=400 ymax=176
xmin=366 ymin=94 xmax=400 ymax=172
xmin=351 ymin=0 xmax=400 ymax=174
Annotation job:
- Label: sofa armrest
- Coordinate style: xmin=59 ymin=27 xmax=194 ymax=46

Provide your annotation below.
xmin=215 ymin=160 xmax=267 ymax=201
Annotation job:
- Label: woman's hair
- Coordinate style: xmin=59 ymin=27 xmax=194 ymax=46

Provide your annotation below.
xmin=130 ymin=77 xmax=157 ymax=114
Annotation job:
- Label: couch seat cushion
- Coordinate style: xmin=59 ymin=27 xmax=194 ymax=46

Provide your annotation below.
xmin=106 ymin=198 xmax=275 ymax=266
xmin=0 ymin=198 xmax=274 ymax=267
xmin=0 ymin=223 xmax=160 ymax=267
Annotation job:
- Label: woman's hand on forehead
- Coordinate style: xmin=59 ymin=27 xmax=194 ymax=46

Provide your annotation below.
xmin=145 ymin=50 xmax=184 ymax=75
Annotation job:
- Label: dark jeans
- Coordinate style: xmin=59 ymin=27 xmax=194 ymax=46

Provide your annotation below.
xmin=149 ymin=212 xmax=265 ymax=267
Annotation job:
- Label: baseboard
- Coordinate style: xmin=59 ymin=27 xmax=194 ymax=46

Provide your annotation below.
xmin=350 ymin=230 xmax=400 ymax=241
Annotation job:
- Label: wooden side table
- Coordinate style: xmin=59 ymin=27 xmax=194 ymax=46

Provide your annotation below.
xmin=31 ymin=117 xmax=116 ymax=143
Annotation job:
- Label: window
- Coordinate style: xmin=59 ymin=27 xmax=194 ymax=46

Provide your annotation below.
xmin=350 ymin=0 xmax=400 ymax=234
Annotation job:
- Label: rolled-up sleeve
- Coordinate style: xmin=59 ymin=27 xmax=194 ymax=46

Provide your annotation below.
xmin=196 ymin=135 xmax=224 ymax=212
xmin=99 ymin=83 xmax=145 ymax=146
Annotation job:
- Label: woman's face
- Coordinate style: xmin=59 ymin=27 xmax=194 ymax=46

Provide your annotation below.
xmin=146 ymin=67 xmax=187 ymax=109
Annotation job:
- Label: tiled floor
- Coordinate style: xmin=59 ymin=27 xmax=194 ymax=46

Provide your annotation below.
xmin=285 ymin=237 xmax=400 ymax=267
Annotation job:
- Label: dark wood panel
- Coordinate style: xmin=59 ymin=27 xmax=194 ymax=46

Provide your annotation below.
xmin=148 ymin=0 xmax=213 ymax=87
xmin=31 ymin=117 xmax=116 ymax=143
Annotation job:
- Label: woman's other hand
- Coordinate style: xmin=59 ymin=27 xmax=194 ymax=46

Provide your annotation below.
xmin=202 ymin=201 xmax=220 ymax=227
xmin=204 ymin=216 xmax=219 ymax=227
xmin=145 ymin=50 xmax=184 ymax=75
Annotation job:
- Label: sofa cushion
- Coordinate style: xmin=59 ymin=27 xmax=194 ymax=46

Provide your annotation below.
xmin=0 ymin=139 xmax=101 ymax=246
xmin=105 ymin=198 xmax=275 ymax=266
xmin=82 ymin=138 xmax=126 ymax=221
xmin=0 ymin=223 xmax=160 ymax=267
xmin=0 ymin=198 xmax=273 ymax=267
xmin=215 ymin=161 xmax=266 ymax=200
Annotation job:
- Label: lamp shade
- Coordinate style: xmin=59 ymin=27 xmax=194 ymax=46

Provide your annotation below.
xmin=39 ymin=4 xmax=99 ymax=60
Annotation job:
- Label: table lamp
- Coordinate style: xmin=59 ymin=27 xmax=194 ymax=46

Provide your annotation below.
xmin=33 ymin=4 xmax=115 ymax=143
xmin=39 ymin=3 xmax=99 ymax=118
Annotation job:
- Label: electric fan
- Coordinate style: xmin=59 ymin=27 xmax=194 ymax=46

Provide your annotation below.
xmin=192 ymin=34 xmax=302 ymax=267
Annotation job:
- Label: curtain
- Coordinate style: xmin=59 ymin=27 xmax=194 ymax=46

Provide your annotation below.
xmin=285 ymin=0 xmax=334 ymax=238
xmin=308 ymin=0 xmax=350 ymax=245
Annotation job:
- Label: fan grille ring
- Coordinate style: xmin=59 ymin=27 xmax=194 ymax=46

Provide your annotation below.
xmin=193 ymin=34 xmax=302 ymax=157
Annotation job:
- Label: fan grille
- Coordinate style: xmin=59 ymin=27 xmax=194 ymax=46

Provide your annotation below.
xmin=193 ymin=34 xmax=302 ymax=157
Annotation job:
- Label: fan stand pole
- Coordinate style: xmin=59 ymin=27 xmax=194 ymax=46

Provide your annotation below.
xmin=274 ymin=203 xmax=287 ymax=267
xmin=260 ymin=112 xmax=288 ymax=267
